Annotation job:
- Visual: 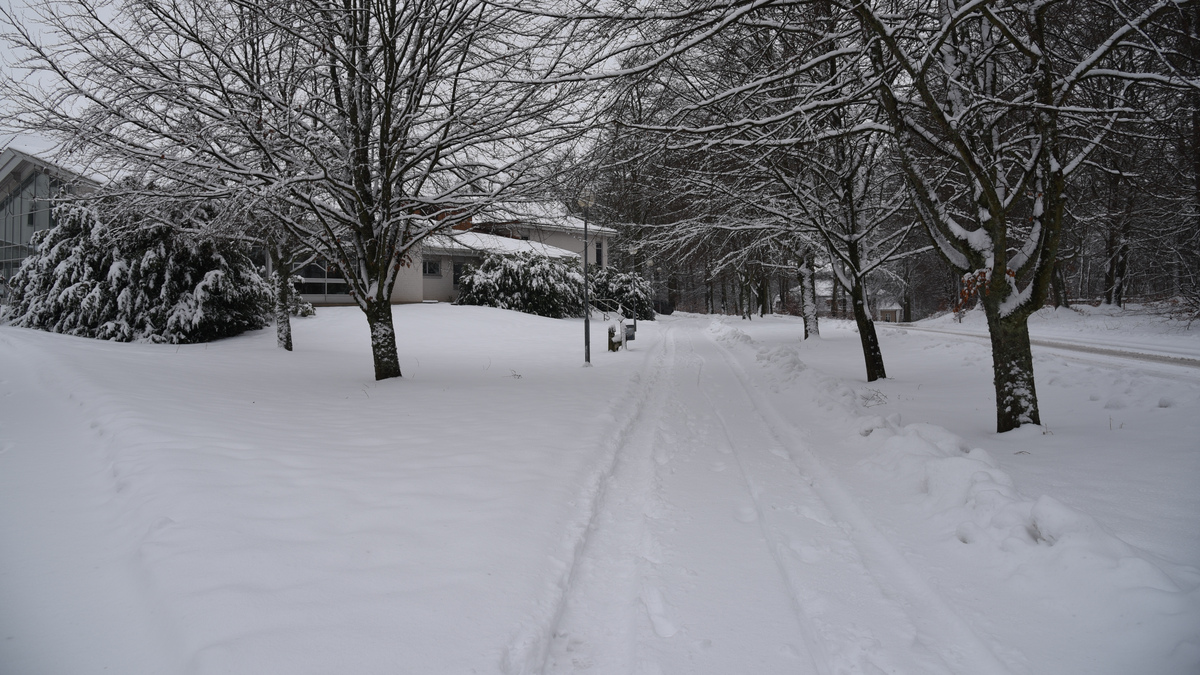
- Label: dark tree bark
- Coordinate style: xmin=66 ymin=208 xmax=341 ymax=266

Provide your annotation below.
xmin=1051 ymin=261 xmax=1071 ymax=309
xmin=799 ymin=252 xmax=820 ymax=338
xmin=849 ymin=279 xmax=887 ymax=381
xmin=364 ymin=299 xmax=402 ymax=380
xmin=269 ymin=248 xmax=293 ymax=352
xmin=985 ymin=307 xmax=1041 ymax=428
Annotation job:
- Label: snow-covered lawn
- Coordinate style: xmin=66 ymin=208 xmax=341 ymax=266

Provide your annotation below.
xmin=1 ymin=304 xmax=1197 ymax=674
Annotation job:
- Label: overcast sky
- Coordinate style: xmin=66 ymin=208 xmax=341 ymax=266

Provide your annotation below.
xmin=1 ymin=0 xmax=62 ymax=155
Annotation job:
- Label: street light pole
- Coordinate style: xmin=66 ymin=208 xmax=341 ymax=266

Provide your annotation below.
xmin=582 ymin=203 xmax=591 ymax=365
xmin=579 ymin=192 xmax=595 ymax=366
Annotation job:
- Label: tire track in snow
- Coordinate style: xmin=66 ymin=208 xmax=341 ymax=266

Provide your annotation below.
xmin=687 ymin=326 xmax=950 ymax=675
xmin=501 ymin=326 xmax=677 ymax=675
xmin=706 ymin=324 xmax=1017 ymax=675
xmin=614 ymin=332 xmax=828 ymax=674
xmin=695 ymin=383 xmax=840 ymax=675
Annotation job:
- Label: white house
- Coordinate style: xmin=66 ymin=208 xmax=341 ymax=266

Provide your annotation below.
xmin=296 ymin=202 xmax=615 ymax=306
xmin=0 ymin=146 xmax=95 ymax=292
xmin=0 ymin=148 xmax=614 ymax=308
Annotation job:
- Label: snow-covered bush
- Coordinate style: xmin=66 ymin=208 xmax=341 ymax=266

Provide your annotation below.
xmin=4 ymin=204 xmax=270 ymax=343
xmin=272 ymin=273 xmax=315 ymax=317
xmin=590 ymin=267 xmax=655 ymax=320
xmin=456 ymin=251 xmax=584 ymax=319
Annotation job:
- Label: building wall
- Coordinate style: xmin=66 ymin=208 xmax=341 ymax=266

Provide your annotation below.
xmin=294 ymin=253 xmax=425 ymax=306
xmin=1 ymin=169 xmax=61 ymax=283
xmin=528 ymin=230 xmax=610 ymax=268
xmin=389 ymin=257 xmax=424 ymax=304
xmin=305 ymin=226 xmax=612 ymax=306
xmin=421 ymin=255 xmax=455 ymax=302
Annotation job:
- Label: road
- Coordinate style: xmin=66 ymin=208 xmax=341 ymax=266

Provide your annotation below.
xmin=515 ymin=319 xmax=1015 ymax=675
xmin=896 ymin=323 xmax=1200 ymax=370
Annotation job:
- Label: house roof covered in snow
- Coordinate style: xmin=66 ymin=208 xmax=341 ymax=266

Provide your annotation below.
xmin=475 ymin=201 xmax=618 ymax=236
xmin=0 ymin=146 xmax=98 ymax=195
xmin=423 ymin=231 xmax=579 ymax=259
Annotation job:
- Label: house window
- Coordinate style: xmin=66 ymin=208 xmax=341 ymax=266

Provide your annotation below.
xmin=422 ymin=260 xmax=442 ymax=277
xmin=452 ymin=261 xmax=465 ymax=286
xmin=595 ymin=240 xmax=603 ymax=266
xmin=293 ymin=259 xmax=351 ymax=297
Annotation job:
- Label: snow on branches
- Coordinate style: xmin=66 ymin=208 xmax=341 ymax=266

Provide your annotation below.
xmin=4 ymin=204 xmax=270 ymax=343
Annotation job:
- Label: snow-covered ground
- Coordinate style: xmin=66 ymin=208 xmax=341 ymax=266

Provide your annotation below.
xmin=1 ymin=304 xmax=1197 ymax=674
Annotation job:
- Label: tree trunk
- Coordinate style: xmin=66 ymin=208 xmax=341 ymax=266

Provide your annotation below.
xmin=268 ymin=246 xmax=293 ymax=351
xmin=1113 ymin=224 xmax=1129 ymax=306
xmin=364 ymin=299 xmax=402 ymax=380
xmin=1051 ymin=260 xmax=1070 ymax=309
xmin=983 ymin=305 xmax=1040 ymax=432
xmin=850 ymin=281 xmax=886 ymax=381
xmin=273 ymin=272 xmax=294 ymax=351
xmin=799 ymin=255 xmax=820 ymax=339
xmin=1104 ymin=223 xmax=1119 ymax=304
xmin=758 ymin=275 xmax=770 ymax=316
xmin=720 ymin=274 xmax=728 ymax=314
xmin=706 ymin=266 xmax=714 ymax=313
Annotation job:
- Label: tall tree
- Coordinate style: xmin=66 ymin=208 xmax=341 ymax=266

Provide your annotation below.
xmin=2 ymin=0 xmax=590 ymax=379
xmin=851 ymin=0 xmax=1188 ymax=430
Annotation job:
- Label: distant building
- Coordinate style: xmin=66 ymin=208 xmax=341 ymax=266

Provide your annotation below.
xmin=0 ymin=147 xmax=612 ymax=307
xmin=876 ymin=302 xmax=902 ymax=322
xmin=295 ymin=202 xmax=616 ymax=306
xmin=0 ymin=147 xmax=95 ymax=290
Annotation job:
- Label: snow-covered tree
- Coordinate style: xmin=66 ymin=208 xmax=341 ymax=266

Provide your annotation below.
xmin=590 ymin=267 xmax=655 ymax=320
xmin=5 ymin=203 xmax=269 ymax=343
xmin=1 ymin=0 xmax=594 ymax=379
xmin=456 ymin=251 xmax=585 ymax=319
xmin=848 ymin=0 xmax=1193 ymax=430
xmin=570 ymin=0 xmax=1193 ymax=429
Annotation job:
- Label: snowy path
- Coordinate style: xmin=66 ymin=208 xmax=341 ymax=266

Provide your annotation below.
xmin=536 ymin=320 xmax=1012 ymax=675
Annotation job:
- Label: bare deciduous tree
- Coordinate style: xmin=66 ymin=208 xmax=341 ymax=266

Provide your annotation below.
xmin=2 ymin=0 xmax=591 ymax=379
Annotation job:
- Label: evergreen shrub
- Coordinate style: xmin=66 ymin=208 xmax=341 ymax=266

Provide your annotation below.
xmin=456 ymin=251 xmax=584 ymax=319
xmin=4 ymin=204 xmax=270 ymax=343
xmin=590 ymin=267 xmax=655 ymax=320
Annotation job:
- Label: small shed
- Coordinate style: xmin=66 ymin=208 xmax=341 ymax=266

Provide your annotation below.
xmin=877 ymin=302 xmax=902 ymax=322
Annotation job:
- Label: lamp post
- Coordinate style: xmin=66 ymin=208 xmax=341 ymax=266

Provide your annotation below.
xmin=579 ymin=192 xmax=595 ymax=365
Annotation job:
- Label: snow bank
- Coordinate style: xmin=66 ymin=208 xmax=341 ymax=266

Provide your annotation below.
xmin=863 ymin=423 xmax=1200 ymax=674
xmin=706 ymin=315 xmax=1200 ymax=675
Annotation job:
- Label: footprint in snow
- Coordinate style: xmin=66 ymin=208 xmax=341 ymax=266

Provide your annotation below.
xmin=735 ymin=505 xmax=758 ymax=523
xmin=641 ymin=586 xmax=678 ymax=638
xmin=788 ymin=542 xmax=825 ymax=563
